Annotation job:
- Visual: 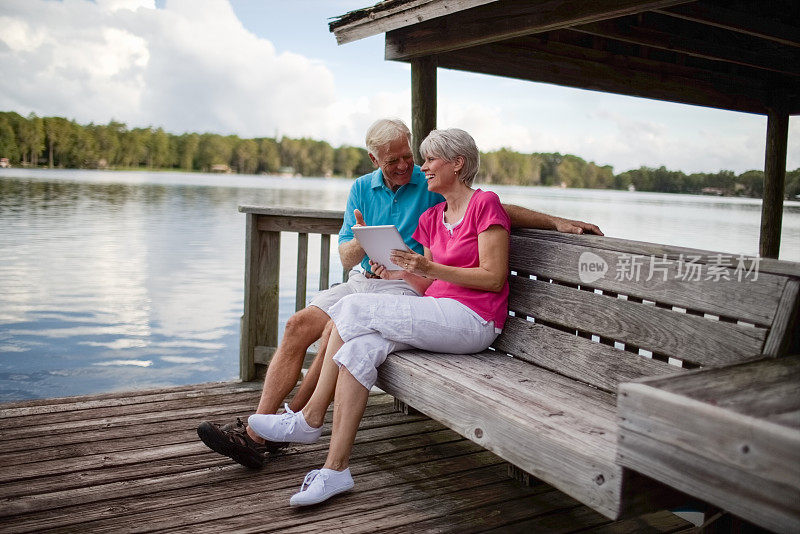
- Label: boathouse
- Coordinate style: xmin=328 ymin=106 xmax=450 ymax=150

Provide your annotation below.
xmin=329 ymin=0 xmax=800 ymax=258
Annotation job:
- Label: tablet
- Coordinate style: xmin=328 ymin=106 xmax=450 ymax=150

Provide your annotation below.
xmin=352 ymin=225 xmax=410 ymax=271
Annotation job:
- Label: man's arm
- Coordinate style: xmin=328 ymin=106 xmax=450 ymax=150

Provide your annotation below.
xmin=501 ymin=203 xmax=604 ymax=236
xmin=339 ymin=239 xmax=366 ymax=270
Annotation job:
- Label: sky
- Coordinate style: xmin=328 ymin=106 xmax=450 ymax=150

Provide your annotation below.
xmin=0 ymin=0 xmax=797 ymax=175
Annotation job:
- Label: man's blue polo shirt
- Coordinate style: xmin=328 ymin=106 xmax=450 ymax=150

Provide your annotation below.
xmin=339 ymin=165 xmax=444 ymax=273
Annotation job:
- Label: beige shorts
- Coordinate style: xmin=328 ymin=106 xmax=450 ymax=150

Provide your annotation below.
xmin=309 ymin=269 xmax=421 ymax=315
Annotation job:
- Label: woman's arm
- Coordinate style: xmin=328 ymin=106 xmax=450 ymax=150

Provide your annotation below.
xmin=390 ymin=225 xmax=509 ymax=292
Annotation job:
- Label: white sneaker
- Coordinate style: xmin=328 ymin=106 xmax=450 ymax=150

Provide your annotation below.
xmin=289 ymin=468 xmax=354 ymax=506
xmin=247 ymin=404 xmax=322 ymax=444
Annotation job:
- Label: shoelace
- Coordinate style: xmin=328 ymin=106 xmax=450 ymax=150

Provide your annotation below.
xmin=279 ymin=403 xmax=300 ymax=432
xmin=299 ymin=469 xmax=329 ymax=492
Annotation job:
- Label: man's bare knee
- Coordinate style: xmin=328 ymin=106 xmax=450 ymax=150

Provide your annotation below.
xmin=284 ymin=306 xmax=330 ymax=344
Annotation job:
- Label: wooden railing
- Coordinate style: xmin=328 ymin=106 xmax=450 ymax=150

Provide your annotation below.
xmin=238 ymin=206 xmax=345 ymax=381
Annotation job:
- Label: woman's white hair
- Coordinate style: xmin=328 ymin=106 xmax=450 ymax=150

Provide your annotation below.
xmin=419 ymin=128 xmax=480 ymax=186
xmin=365 ymin=119 xmax=411 ymax=157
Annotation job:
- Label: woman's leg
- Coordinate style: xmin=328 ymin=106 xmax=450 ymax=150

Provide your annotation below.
xmin=323 ymin=366 xmax=369 ymax=471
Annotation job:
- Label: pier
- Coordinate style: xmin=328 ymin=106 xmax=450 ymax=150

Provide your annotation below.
xmin=0 ymin=382 xmax=690 ymax=532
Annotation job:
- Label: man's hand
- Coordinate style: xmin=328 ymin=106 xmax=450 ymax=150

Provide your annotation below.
xmin=353 ymin=209 xmax=366 ymax=228
xmin=369 ymin=260 xmax=405 ymax=280
xmin=339 ymin=209 xmax=369 ymax=270
xmin=555 ymin=218 xmax=604 ymax=236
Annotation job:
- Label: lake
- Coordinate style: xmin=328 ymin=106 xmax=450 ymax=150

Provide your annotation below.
xmin=1 ymin=168 xmax=798 ymax=402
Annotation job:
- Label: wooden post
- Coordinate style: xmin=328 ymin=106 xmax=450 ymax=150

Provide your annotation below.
xmin=759 ymin=109 xmax=789 ymax=259
xmin=411 ymin=56 xmax=437 ymax=164
xmin=319 ymin=233 xmax=331 ymax=291
xmin=240 ymin=213 xmax=257 ymax=381
xmin=240 ymin=214 xmax=280 ymax=381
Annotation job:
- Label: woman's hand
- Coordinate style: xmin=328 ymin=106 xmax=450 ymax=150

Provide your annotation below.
xmin=369 ymin=260 xmax=405 ymax=280
xmin=389 ymin=249 xmax=430 ymax=277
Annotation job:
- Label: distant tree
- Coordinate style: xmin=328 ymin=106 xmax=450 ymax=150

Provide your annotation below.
xmin=90 ymin=122 xmax=121 ymax=168
xmin=539 ymin=153 xmax=564 ymax=186
xmin=354 ymin=149 xmax=374 ymax=176
xmin=70 ymin=125 xmax=99 ymax=168
xmin=556 ymin=155 xmax=585 ymax=188
xmin=146 ymin=127 xmax=170 ymax=169
xmin=0 ymin=116 xmax=20 ymax=164
xmin=44 ymin=117 xmax=71 ymax=168
xmin=119 ymin=128 xmax=148 ymax=167
xmin=307 ymin=140 xmax=334 ymax=176
xmin=177 ymin=133 xmax=200 ymax=171
xmin=16 ymin=113 xmax=45 ymax=166
xmin=480 ymin=148 xmax=540 ymax=185
xmin=257 ymin=138 xmax=281 ymax=173
xmin=613 ymin=171 xmax=632 ymax=190
xmin=737 ymin=170 xmax=763 ymax=198
xmin=334 ymin=146 xmax=363 ymax=178
xmin=650 ymin=166 xmax=684 ymax=193
xmin=197 ymin=134 xmax=233 ymax=171
xmin=235 ymin=138 xmax=258 ymax=174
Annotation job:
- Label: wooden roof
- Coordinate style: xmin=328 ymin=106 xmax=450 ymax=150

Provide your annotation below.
xmin=329 ymin=0 xmax=800 ymax=115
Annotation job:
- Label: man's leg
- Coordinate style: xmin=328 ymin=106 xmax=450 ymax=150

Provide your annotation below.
xmin=253 ymin=305 xmax=330 ymax=415
xmin=287 ymin=319 xmax=334 ymax=413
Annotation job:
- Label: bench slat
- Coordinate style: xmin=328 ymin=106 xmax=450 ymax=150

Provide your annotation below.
xmin=512 ymin=228 xmax=800 ymax=279
xmin=493 ymin=316 xmax=682 ymax=392
xmin=509 ymin=234 xmax=786 ymax=326
xmin=508 ymin=276 xmax=768 ymax=367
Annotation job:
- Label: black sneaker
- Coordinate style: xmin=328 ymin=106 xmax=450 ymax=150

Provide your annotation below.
xmin=197 ymin=418 xmax=270 ymax=469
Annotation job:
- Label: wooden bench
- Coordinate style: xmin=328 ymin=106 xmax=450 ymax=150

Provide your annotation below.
xmin=238 ymin=208 xmax=799 ymax=522
xmin=375 ymin=228 xmax=800 ymax=520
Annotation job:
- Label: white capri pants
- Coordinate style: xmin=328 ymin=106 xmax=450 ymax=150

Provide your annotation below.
xmin=328 ymin=293 xmax=499 ymax=390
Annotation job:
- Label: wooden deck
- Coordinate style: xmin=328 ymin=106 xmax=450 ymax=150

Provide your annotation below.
xmin=0 ymin=382 xmax=692 ymax=533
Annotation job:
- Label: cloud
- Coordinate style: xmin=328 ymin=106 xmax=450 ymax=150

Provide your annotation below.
xmin=1 ymin=0 xmax=796 ymax=174
xmin=0 ymin=0 xmax=338 ymax=138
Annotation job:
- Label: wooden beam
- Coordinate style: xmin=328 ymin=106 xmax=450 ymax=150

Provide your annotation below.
xmin=760 ymin=109 xmax=789 ymax=259
xmin=385 ymin=0 xmax=693 ymax=60
xmin=433 ymin=37 xmax=778 ymax=115
xmin=331 ymin=0 xmax=497 ymax=45
xmin=411 ymin=56 xmax=437 ymax=163
xmin=241 ymin=215 xmax=281 ymax=381
xmin=572 ymin=14 xmax=800 ymax=77
xmin=655 ymin=1 xmax=800 ymax=49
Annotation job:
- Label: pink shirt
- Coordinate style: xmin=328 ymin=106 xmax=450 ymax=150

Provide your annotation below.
xmin=412 ymin=189 xmax=510 ymax=329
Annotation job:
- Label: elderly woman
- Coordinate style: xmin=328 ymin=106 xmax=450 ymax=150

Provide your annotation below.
xmin=248 ymin=128 xmax=510 ymax=506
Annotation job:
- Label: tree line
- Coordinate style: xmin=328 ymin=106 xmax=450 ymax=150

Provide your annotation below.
xmin=0 ymin=111 xmax=374 ymax=178
xmin=1 ymin=111 xmax=797 ymax=199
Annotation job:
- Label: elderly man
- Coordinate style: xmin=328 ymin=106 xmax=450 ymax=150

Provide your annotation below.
xmin=197 ymin=119 xmax=602 ymax=468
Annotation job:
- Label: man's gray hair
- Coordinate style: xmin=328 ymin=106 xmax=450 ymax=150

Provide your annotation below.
xmin=365 ymin=119 xmax=411 ymax=157
xmin=419 ymin=128 xmax=480 ymax=186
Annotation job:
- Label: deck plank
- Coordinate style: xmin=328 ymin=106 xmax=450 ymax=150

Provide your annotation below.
xmin=0 ymin=382 xmax=690 ymax=533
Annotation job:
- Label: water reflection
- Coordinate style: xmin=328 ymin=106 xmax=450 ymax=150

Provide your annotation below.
xmin=0 ymin=170 xmax=352 ymax=401
xmin=0 ymin=169 xmax=798 ymax=401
